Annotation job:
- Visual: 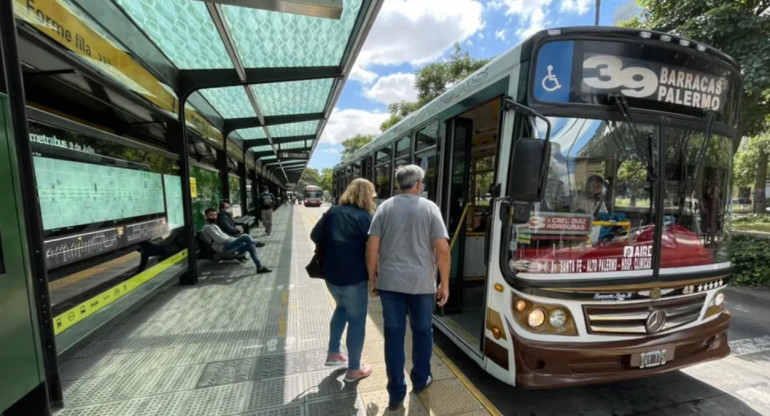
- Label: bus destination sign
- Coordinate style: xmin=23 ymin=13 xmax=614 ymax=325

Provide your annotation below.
xmin=532 ymin=40 xmax=735 ymax=115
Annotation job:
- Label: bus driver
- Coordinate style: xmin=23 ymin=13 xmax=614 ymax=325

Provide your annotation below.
xmin=575 ymin=174 xmax=607 ymax=216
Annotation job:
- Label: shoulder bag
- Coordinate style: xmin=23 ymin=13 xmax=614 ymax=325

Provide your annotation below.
xmin=305 ymin=208 xmax=332 ymax=278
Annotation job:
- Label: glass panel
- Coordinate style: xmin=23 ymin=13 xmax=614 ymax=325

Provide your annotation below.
xmin=416 ymin=121 xmax=439 ymax=151
xmin=375 ymin=163 xmax=392 ymax=200
xmin=662 ymin=129 xmax=732 ymax=266
xmin=269 ymin=121 xmax=319 ymax=138
xmin=509 ymin=118 xmax=658 ymax=276
xmin=376 ymin=146 xmax=391 ymax=163
xmin=238 ymin=127 xmax=267 ymax=140
xmin=280 ymin=141 xmax=308 ymax=150
xmin=251 ymin=144 xmax=273 ymax=152
xmin=223 ymin=0 xmax=363 ymax=67
xmin=416 ymin=150 xmax=438 ymax=202
xmin=228 ymin=175 xmax=242 ymax=210
xmin=252 ymin=79 xmax=334 ymax=116
xmin=200 ymin=87 xmax=257 ymax=118
xmin=262 ymin=156 xmax=277 ymax=161
xmin=191 ymin=165 xmax=221 ymax=230
xmin=395 ymin=136 xmax=410 ymax=157
xmin=115 ymin=0 xmax=233 ymax=69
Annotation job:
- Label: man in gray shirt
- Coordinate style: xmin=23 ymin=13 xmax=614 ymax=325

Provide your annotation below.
xmin=201 ymin=208 xmax=272 ymax=274
xmin=366 ymin=165 xmax=450 ymax=410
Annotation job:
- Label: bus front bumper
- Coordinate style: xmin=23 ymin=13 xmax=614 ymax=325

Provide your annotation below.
xmin=513 ymin=312 xmax=730 ymax=389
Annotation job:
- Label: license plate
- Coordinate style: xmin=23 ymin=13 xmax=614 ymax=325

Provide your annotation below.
xmin=639 ymin=349 xmax=667 ymax=369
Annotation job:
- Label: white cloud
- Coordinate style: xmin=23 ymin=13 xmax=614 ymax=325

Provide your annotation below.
xmin=489 ymin=0 xmax=552 ymax=40
xmin=349 ymin=64 xmax=378 ymax=85
xmin=354 ymin=0 xmax=483 ymax=68
xmin=465 ymin=39 xmax=474 ymax=47
xmin=320 ymin=108 xmax=390 ymax=144
xmin=495 ymin=29 xmax=506 ymax=41
xmin=363 ymin=73 xmax=418 ymax=105
xmin=560 ymin=0 xmax=592 ymax=14
xmin=321 ymin=147 xmax=341 ymax=155
xmin=477 ymin=32 xmax=485 ymax=39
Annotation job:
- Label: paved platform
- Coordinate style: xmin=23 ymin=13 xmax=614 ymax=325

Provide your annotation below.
xmin=54 ymin=205 xmax=498 ymax=416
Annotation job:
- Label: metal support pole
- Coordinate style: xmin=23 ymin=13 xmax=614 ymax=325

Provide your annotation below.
xmin=175 ymin=99 xmax=198 ymax=285
xmin=595 ymin=0 xmax=601 ymax=25
xmin=240 ymin=145 xmax=248 ymax=213
xmin=219 ymin=144 xmax=230 ymax=202
xmin=0 ymin=1 xmax=60 ymax=410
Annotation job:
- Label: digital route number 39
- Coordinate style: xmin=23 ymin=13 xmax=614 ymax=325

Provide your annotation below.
xmin=583 ymin=55 xmax=658 ymax=98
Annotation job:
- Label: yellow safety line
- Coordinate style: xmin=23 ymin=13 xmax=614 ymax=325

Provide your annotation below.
xmin=304 ymin=206 xmax=502 ymax=416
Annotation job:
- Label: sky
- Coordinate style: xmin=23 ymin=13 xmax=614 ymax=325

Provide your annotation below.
xmin=309 ymin=0 xmax=634 ymax=170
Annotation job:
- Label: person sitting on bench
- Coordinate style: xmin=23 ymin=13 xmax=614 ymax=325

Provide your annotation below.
xmin=134 ymin=227 xmax=187 ymax=275
xmin=202 ymin=208 xmax=272 ymax=274
xmin=216 ymin=201 xmax=265 ymax=246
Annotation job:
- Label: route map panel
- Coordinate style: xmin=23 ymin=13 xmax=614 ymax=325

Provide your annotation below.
xmin=34 ymin=156 xmax=165 ymax=231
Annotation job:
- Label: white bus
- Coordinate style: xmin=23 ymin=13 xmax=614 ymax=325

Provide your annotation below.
xmin=334 ymin=27 xmax=739 ymax=388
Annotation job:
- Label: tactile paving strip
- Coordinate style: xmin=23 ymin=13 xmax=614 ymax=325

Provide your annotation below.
xmin=132 ymin=364 xmax=205 ymax=397
xmin=305 ymin=394 xmax=366 ymax=416
xmin=246 ymin=375 xmax=305 ymax=410
xmin=181 ymin=382 xmax=250 ymax=416
xmin=197 ymin=357 xmax=256 ymax=388
xmin=53 ymin=402 xmax=125 ymax=416
xmin=253 ymin=352 xmax=303 ymax=379
xmin=242 ymin=404 xmax=304 ymax=416
xmin=116 ymin=391 xmax=190 ymax=416
xmin=302 ymin=369 xmax=357 ymax=399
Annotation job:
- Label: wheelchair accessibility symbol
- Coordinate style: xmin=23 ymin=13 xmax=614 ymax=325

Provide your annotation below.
xmin=541 ymin=65 xmax=562 ymax=92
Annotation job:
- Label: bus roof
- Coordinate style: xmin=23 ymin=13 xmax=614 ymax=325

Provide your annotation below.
xmin=335 ymin=26 xmax=740 ymax=171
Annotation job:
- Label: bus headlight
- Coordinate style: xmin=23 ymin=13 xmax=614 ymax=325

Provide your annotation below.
xmin=512 ymin=298 xmax=577 ymax=335
xmin=549 ymin=309 xmax=568 ymax=328
xmin=528 ymin=308 xmax=546 ymax=327
xmin=714 ymin=292 xmax=725 ymax=307
xmin=705 ymin=291 xmax=726 ymax=318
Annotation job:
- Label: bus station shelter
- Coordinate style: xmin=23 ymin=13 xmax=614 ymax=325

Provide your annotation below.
xmin=0 ymin=0 xmax=382 ymax=413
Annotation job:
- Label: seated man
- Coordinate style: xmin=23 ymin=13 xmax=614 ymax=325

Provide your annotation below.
xmin=575 ymin=174 xmax=608 ymax=215
xmin=202 ymin=208 xmax=272 ymax=274
xmin=216 ymin=201 xmax=265 ymax=247
xmin=134 ymin=227 xmax=186 ymax=275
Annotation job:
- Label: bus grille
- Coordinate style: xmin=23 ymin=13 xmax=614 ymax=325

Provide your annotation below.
xmin=584 ymin=294 xmax=707 ymax=335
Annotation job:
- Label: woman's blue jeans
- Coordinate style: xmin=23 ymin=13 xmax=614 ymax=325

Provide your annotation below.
xmin=326 ymin=280 xmax=369 ymax=371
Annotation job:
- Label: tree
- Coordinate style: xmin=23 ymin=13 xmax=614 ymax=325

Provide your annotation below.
xmin=300 ymin=167 xmax=321 ymax=189
xmin=734 ymin=134 xmax=770 ymax=211
xmin=630 ymin=1 xmax=770 ymax=212
xmin=319 ymin=168 xmax=333 ymax=192
xmin=341 ymin=134 xmax=374 ymax=161
xmin=380 ymin=44 xmax=490 ymax=132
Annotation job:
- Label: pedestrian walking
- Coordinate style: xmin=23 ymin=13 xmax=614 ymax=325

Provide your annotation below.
xmin=311 ymin=178 xmax=377 ymax=382
xmin=260 ymin=187 xmax=276 ymax=235
xmin=366 ymin=165 xmax=451 ymax=410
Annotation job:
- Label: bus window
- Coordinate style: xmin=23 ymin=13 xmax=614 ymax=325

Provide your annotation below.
xmin=663 ymin=128 xmax=732 ymax=265
xmin=416 ymin=122 xmax=438 ymax=152
xmin=375 ymin=163 xmax=391 ymax=200
xmin=509 ymin=118 xmax=658 ymax=276
xmin=395 ymin=136 xmax=410 ymax=158
xmin=376 ymin=146 xmax=391 ymax=163
xmin=416 ymin=150 xmax=437 ymax=202
xmin=393 ymin=157 xmax=410 ymax=195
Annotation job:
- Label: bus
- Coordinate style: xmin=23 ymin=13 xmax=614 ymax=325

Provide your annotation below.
xmin=304 ymin=185 xmax=324 ymax=207
xmin=333 ymin=27 xmax=739 ymax=388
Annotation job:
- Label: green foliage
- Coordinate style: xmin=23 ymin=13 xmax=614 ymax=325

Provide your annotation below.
xmin=634 ymin=0 xmax=770 ymax=137
xmin=733 ymin=213 xmax=770 ymax=223
xmin=733 ymin=134 xmax=770 ymax=187
xmin=379 ymin=44 xmax=490 ymax=132
xmin=319 ymin=168 xmax=333 ymax=192
xmin=729 ymin=234 xmax=770 ymax=286
xmin=341 ymin=134 xmax=374 ymax=161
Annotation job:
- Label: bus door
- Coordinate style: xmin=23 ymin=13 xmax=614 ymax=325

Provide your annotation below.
xmin=438 ymin=97 xmax=502 ymax=349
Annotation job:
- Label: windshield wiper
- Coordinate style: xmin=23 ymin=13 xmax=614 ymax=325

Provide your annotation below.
xmin=609 ymin=94 xmax=659 ymax=182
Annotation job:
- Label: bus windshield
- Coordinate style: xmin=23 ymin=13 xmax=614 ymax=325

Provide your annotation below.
xmin=508 ymin=117 xmax=731 ymax=277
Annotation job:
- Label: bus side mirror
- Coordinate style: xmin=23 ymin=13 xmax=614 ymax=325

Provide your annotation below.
xmin=508 ymin=138 xmax=551 ymax=203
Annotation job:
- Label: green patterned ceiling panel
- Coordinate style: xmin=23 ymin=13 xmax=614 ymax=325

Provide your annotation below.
xmin=251 ymin=144 xmax=274 ymax=152
xmin=237 ymin=127 xmax=267 ymax=140
xmin=200 ymin=87 xmax=256 ymax=118
xmin=280 ymin=141 xmax=310 ymax=150
xmin=261 ymin=155 xmax=277 ymax=161
xmin=251 ymin=79 xmax=334 ymax=116
xmin=269 ymin=121 xmax=319 ymax=138
xmin=115 ymin=0 xmax=233 ymax=69
xmin=222 ymin=0 xmax=363 ymax=68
